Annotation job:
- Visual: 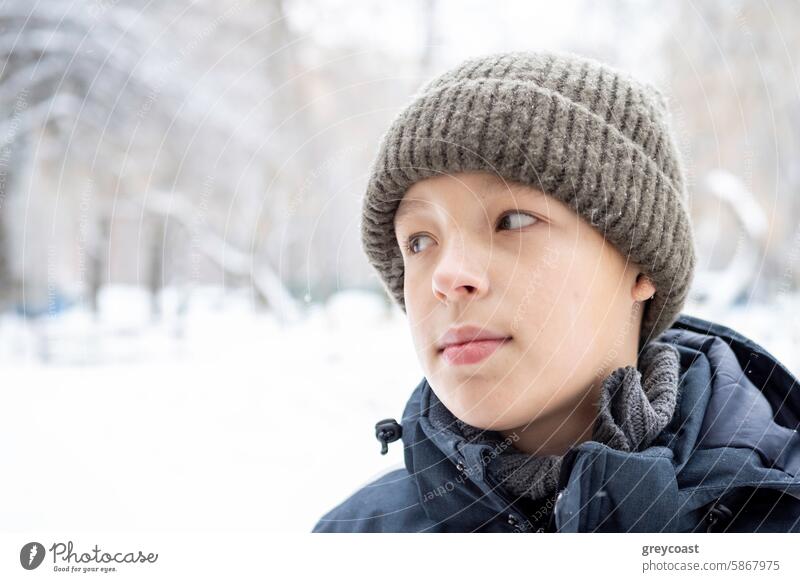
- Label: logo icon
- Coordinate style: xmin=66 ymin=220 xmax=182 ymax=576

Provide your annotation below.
xmin=20 ymin=542 xmax=46 ymax=570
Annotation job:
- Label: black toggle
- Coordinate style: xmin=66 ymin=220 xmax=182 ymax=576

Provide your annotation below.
xmin=375 ymin=418 xmax=403 ymax=455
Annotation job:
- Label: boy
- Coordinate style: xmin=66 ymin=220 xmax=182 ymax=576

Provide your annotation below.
xmin=313 ymin=50 xmax=800 ymax=532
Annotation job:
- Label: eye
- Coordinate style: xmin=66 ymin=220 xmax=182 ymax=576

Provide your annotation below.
xmin=402 ymin=211 xmax=539 ymax=257
xmin=404 ymin=233 xmax=433 ymax=256
xmin=498 ymin=210 xmax=539 ymax=230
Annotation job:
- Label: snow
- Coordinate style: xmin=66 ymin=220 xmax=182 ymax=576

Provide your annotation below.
xmin=0 ymin=286 xmax=422 ymax=532
xmin=0 ymin=285 xmax=797 ymax=532
xmin=704 ymin=169 xmax=769 ymax=239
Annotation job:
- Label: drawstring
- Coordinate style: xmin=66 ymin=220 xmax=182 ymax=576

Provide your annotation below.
xmin=375 ymin=418 xmax=403 ymax=455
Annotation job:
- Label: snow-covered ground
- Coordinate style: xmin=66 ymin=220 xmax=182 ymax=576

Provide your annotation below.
xmin=0 ymin=286 xmax=422 ymax=533
xmin=0 ymin=285 xmax=798 ymax=532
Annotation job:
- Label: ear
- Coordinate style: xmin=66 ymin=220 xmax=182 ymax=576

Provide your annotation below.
xmin=632 ymin=272 xmax=656 ymax=302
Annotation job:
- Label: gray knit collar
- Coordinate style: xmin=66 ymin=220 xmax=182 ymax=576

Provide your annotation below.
xmin=427 ymin=340 xmax=681 ymax=503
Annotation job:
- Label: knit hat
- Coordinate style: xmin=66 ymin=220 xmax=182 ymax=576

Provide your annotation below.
xmin=360 ymin=49 xmax=696 ymax=344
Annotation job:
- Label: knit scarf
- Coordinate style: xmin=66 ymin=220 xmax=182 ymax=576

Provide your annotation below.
xmin=427 ymin=340 xmax=681 ymax=504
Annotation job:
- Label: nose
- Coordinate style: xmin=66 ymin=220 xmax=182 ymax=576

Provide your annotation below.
xmin=431 ymin=235 xmax=490 ymax=305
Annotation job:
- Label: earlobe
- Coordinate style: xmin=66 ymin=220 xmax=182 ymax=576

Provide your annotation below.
xmin=633 ymin=273 xmax=656 ymax=302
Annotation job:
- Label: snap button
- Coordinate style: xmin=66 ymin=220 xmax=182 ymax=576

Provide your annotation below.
xmin=507 ymin=514 xmax=518 ymax=526
xmin=455 ymin=460 xmax=465 ymax=472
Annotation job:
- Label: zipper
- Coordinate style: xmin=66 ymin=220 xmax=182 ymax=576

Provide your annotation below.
xmin=481 ymin=469 xmax=559 ymax=532
xmin=481 ymin=470 xmax=532 ymax=531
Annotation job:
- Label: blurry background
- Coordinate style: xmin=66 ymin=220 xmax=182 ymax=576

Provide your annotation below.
xmin=1 ymin=0 xmax=799 ymax=532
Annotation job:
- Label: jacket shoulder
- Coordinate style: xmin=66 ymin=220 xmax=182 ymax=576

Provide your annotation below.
xmin=312 ymin=468 xmax=436 ymax=533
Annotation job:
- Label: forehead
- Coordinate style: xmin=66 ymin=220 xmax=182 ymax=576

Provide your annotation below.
xmin=395 ymin=174 xmax=541 ymax=223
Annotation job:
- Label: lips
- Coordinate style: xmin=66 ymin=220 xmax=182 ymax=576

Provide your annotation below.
xmin=437 ymin=325 xmax=512 ymax=366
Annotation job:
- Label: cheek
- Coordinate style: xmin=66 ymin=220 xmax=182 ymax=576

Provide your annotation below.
xmin=505 ymin=255 xmax=581 ymax=329
xmin=508 ymin=263 xmax=600 ymax=362
xmin=403 ymin=260 xmax=435 ymax=306
xmin=519 ymin=259 xmax=631 ymax=374
xmin=542 ymin=248 xmax=624 ymax=323
xmin=407 ymin=309 xmax=433 ymax=364
xmin=403 ymin=267 xmax=428 ymax=319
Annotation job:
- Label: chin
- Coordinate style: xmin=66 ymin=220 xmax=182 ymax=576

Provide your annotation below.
xmin=453 ymin=407 xmax=521 ymax=432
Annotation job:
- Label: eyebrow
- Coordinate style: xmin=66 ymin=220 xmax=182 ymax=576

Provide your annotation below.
xmin=394 ymin=198 xmax=431 ymax=226
xmin=394 ymin=179 xmax=543 ymax=226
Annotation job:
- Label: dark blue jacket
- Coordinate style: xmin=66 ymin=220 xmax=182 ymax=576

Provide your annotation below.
xmin=312 ymin=314 xmax=800 ymax=532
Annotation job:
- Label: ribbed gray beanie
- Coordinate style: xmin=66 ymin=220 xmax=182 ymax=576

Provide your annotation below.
xmin=361 ymin=49 xmax=696 ymax=344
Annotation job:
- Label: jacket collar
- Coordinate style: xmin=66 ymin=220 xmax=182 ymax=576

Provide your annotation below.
xmin=661 ymin=314 xmax=800 ymax=477
xmin=397 ymin=313 xmax=800 ymax=531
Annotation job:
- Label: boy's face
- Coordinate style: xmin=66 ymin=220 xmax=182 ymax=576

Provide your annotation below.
xmin=394 ymin=171 xmax=653 ymax=431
